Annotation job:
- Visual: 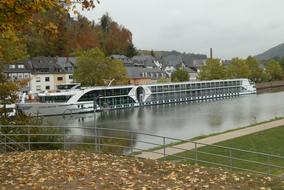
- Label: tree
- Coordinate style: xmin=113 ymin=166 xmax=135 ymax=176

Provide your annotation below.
xmin=0 ymin=0 xmax=99 ymax=61
xmin=157 ymin=76 xmax=171 ymax=83
xmin=150 ymin=49 xmax=155 ymax=57
xmin=279 ymin=57 xmax=284 ymax=71
xmin=100 ymin=13 xmax=112 ymax=32
xmin=0 ymin=31 xmax=28 ymax=64
xmin=227 ymin=58 xmax=250 ymax=79
xmin=0 ymin=64 xmax=28 ymax=122
xmin=197 ymin=59 xmax=227 ymax=80
xmin=264 ymin=60 xmax=283 ymax=81
xmin=74 ymin=48 xmax=128 ymax=86
xmin=126 ymin=43 xmax=138 ymax=57
xmin=97 ymin=14 xmax=133 ymax=56
xmin=171 ymin=67 xmax=189 ymax=82
xmin=246 ymin=56 xmax=262 ymax=82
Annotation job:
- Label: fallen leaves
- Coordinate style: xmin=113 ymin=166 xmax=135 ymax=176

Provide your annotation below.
xmin=0 ymin=150 xmax=283 ymax=189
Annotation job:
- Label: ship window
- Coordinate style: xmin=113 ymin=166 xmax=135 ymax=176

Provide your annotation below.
xmin=164 ymin=85 xmax=169 ymax=91
xmin=39 ymin=95 xmax=72 ymax=103
xmin=78 ymin=90 xmax=101 ymax=102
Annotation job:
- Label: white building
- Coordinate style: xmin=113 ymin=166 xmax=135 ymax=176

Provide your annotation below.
xmin=26 ymin=57 xmax=74 ymax=93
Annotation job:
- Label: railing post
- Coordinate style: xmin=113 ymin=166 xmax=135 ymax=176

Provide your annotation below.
xmin=63 ymin=127 xmax=66 ymax=150
xmin=229 ymin=149 xmax=233 ymax=170
xmin=28 ymin=127 xmax=31 ymax=151
xmin=195 ymin=142 xmax=198 ymax=165
xmin=267 ymin=155 xmax=271 ymax=175
xmin=4 ymin=135 xmax=7 ymax=153
xmin=163 ymin=137 xmax=166 ymax=158
xmin=130 ymin=132 xmax=133 ymax=154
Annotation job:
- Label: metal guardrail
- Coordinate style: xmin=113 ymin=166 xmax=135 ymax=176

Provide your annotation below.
xmin=0 ymin=125 xmax=284 ymax=177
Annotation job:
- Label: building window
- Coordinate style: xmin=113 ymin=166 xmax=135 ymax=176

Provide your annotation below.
xmin=45 ymin=77 xmax=50 ymax=82
xmin=57 ymin=77 xmax=63 ymax=81
xmin=36 ymin=86 xmax=41 ymax=91
xmin=24 ymin=74 xmax=29 ymax=78
xmin=45 ymin=86 xmax=50 ymax=90
xmin=69 ymin=75 xmax=73 ymax=79
xmin=18 ymin=65 xmax=24 ymax=69
xmin=36 ymin=77 xmax=41 ymax=82
xmin=9 ymin=65 xmax=15 ymax=69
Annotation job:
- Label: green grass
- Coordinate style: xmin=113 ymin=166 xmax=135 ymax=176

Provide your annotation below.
xmin=163 ymin=125 xmax=284 ymax=175
xmin=131 ymin=117 xmax=284 ymax=156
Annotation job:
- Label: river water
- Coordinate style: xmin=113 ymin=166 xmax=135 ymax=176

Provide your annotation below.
xmin=43 ymin=91 xmax=284 ymax=150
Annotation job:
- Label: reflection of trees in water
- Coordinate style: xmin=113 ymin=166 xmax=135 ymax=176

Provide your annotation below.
xmin=97 ymin=129 xmax=137 ymax=155
xmin=65 ymin=127 xmax=137 ymax=155
xmin=98 ymin=109 xmax=135 ymax=122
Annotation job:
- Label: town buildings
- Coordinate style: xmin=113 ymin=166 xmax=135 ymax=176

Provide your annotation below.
xmin=2 ymin=53 xmax=202 ymax=94
xmin=3 ymin=57 xmax=75 ymax=94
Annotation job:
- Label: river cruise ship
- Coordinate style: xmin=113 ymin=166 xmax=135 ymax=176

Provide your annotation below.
xmin=17 ymin=79 xmax=256 ymax=116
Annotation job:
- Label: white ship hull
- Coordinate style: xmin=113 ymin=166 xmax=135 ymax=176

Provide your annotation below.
xmin=17 ymin=102 xmax=94 ymax=116
xmin=17 ymin=79 xmax=256 ymax=117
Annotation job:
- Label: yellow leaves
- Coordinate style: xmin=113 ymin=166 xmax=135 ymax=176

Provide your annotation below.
xmin=3 ymin=0 xmax=16 ymax=8
xmin=44 ymin=22 xmax=59 ymax=35
xmin=0 ymin=150 xmax=282 ymax=189
xmin=38 ymin=177 xmax=46 ymax=183
xmin=67 ymin=176 xmax=74 ymax=182
xmin=65 ymin=0 xmax=72 ymax=5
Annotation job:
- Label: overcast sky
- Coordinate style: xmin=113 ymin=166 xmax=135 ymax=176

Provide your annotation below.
xmin=77 ymin=0 xmax=284 ymax=59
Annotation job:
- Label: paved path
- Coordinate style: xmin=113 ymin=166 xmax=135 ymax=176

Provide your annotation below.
xmin=136 ymin=119 xmax=284 ymax=160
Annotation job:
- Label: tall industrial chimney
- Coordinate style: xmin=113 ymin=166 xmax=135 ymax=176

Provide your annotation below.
xmin=210 ymin=48 xmax=213 ymax=59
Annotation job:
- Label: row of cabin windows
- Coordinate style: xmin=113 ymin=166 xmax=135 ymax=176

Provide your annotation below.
xmin=149 ymin=87 xmax=241 ymax=101
xmin=39 ymin=95 xmax=72 ymax=103
xmin=98 ymin=97 xmax=136 ymax=107
xmin=78 ymin=88 xmax=132 ymax=102
xmin=151 ymin=81 xmax=241 ymax=93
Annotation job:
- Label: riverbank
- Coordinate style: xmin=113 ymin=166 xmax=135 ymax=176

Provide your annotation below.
xmin=136 ymin=118 xmax=284 ymax=160
xmin=0 ymin=150 xmax=282 ymax=189
xmin=165 ymin=125 xmax=284 ymax=175
xmin=256 ymin=81 xmax=284 ymax=90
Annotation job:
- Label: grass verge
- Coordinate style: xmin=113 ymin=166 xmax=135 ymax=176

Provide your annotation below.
xmin=163 ymin=125 xmax=284 ymax=175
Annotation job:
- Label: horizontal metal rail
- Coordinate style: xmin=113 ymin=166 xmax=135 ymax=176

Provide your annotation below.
xmin=1 ymin=125 xmax=284 ymax=177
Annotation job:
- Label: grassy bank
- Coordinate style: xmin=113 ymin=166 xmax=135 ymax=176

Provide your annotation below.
xmin=164 ymin=125 xmax=284 ymax=175
xmin=132 ymin=117 xmax=284 ymax=156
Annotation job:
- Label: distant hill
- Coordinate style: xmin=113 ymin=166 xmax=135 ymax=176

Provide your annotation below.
xmin=139 ymin=50 xmax=207 ymax=67
xmin=256 ymin=43 xmax=284 ymax=60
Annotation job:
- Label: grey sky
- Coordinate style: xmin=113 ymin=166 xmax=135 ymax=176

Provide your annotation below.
xmin=77 ymin=0 xmax=284 ymax=59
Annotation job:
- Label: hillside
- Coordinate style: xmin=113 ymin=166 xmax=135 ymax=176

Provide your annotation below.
xmin=0 ymin=150 xmax=282 ymax=189
xmin=256 ymin=43 xmax=284 ymax=60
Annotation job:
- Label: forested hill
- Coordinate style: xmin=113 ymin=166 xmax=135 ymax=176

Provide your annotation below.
xmin=256 ymin=43 xmax=284 ymax=60
xmin=25 ymin=7 xmax=136 ymax=57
